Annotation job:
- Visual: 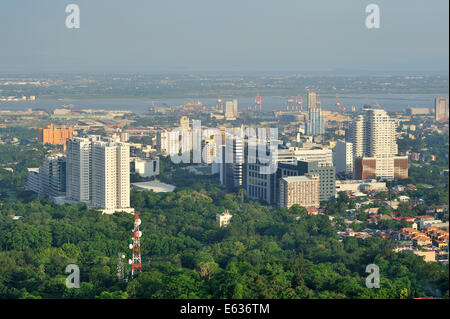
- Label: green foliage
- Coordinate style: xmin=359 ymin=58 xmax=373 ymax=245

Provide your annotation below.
xmin=0 ymin=187 xmax=447 ymax=299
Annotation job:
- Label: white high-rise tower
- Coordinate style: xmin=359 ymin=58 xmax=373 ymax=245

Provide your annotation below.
xmin=66 ymin=135 xmax=133 ymax=214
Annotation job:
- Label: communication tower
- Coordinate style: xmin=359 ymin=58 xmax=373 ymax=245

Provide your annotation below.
xmin=129 ymin=212 xmax=142 ymax=278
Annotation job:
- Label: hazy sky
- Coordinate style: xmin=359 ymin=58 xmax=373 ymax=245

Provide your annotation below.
xmin=0 ymin=0 xmax=448 ymax=74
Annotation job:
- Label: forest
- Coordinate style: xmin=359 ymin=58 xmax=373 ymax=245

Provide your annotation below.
xmin=0 ymin=185 xmax=448 ymax=299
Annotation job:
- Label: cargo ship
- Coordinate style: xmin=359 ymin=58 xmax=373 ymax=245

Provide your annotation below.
xmin=184 ymin=101 xmax=203 ymax=107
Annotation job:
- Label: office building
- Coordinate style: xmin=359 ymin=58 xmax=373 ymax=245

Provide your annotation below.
xmin=219 ymin=130 xmax=244 ymax=188
xmin=39 ymin=154 xmax=67 ymax=198
xmin=279 ymin=174 xmax=320 ymax=209
xmin=25 ymin=154 xmax=67 ymax=199
xmin=333 ymin=140 xmax=353 ymax=175
xmin=247 ymin=156 xmax=335 ymax=205
xmin=278 ymin=160 xmax=335 ymax=203
xmin=306 ymin=107 xmax=325 ymax=136
xmin=25 ymin=168 xmax=41 ymax=194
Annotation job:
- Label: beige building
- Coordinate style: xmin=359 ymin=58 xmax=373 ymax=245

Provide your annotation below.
xmin=435 ymin=97 xmax=449 ymax=121
xmin=279 ymin=174 xmax=320 ymax=209
xmin=225 ymin=100 xmax=238 ymax=120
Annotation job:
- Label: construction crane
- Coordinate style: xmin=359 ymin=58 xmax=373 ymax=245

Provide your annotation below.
xmin=217 ymin=97 xmax=223 ymax=111
xmin=286 ymin=97 xmax=295 ymax=111
xmin=254 ymin=94 xmax=262 ymax=112
xmin=296 ymin=95 xmax=303 ymax=111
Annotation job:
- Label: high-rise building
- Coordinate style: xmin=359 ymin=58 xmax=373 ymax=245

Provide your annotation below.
xmin=25 ymin=154 xmax=67 ymax=199
xmin=278 ymin=160 xmax=335 ymax=203
xmin=66 ymin=135 xmax=133 ymax=214
xmin=435 ymin=97 xmax=449 ymax=121
xmin=349 ymin=109 xmax=403 ymax=180
xmin=39 ymin=154 xmax=67 ymax=198
xmin=306 ymin=107 xmax=325 ymax=136
xmin=157 ymin=129 xmax=192 ymax=156
xmin=38 ymin=124 xmax=73 ymax=149
xmin=225 ymin=100 xmax=238 ymax=120
xmin=279 ymin=174 xmax=320 ymax=209
xmin=25 ymin=168 xmax=41 ymax=194
xmin=247 ymin=156 xmax=335 ymax=205
xmin=219 ymin=131 xmax=244 ymax=188
xmin=307 ymin=92 xmax=317 ymax=110
xmin=333 ymin=140 xmax=353 ymax=175
xmin=66 ymin=136 xmax=94 ymax=204
xmin=180 ymin=116 xmax=190 ymax=130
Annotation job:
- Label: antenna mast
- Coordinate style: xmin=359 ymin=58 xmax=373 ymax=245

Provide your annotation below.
xmin=129 ymin=212 xmax=142 ymax=278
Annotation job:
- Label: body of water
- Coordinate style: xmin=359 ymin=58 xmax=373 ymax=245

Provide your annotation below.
xmin=0 ymin=93 xmax=447 ymax=114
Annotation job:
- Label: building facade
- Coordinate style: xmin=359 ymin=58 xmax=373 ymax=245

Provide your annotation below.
xmin=333 ymin=140 xmax=353 ymax=175
xmin=66 ymin=135 xmax=133 ymax=214
xmin=435 ymin=97 xmax=449 ymax=121
xmin=38 ymin=124 xmax=73 ymax=148
xmin=279 ymin=174 xmax=320 ymax=209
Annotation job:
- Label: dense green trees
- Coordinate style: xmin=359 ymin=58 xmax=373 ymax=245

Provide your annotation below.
xmin=0 ymin=188 xmax=447 ymax=299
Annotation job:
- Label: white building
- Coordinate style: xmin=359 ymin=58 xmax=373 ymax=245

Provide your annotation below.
xmin=225 ymin=100 xmax=238 ymax=120
xmin=291 ymin=147 xmax=333 ymax=167
xmin=66 ymin=136 xmax=94 ymax=204
xmin=131 ymin=157 xmax=160 ymax=178
xmin=66 ymin=135 xmax=133 ymax=214
xmin=349 ymin=109 xmax=399 ymax=180
xmin=333 ymin=140 xmax=353 ymax=174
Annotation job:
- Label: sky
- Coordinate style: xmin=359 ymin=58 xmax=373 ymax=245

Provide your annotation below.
xmin=0 ymin=0 xmax=448 ymax=75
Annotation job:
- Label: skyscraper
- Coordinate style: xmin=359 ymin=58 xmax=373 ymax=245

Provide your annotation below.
xmin=349 ymin=109 xmax=406 ymax=180
xmin=435 ymin=97 xmax=449 ymax=121
xmin=333 ymin=140 xmax=353 ymax=175
xmin=66 ymin=135 xmax=133 ymax=214
xmin=220 ymin=130 xmax=244 ymax=188
xmin=307 ymin=91 xmax=317 ymax=110
xmin=306 ymin=107 xmax=325 ymax=136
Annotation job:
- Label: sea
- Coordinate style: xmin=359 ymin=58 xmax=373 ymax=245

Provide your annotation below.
xmin=0 ymin=93 xmax=447 ymax=114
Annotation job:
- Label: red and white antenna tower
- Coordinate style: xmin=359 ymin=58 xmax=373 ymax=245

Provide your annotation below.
xmin=296 ymin=95 xmax=303 ymax=111
xmin=129 ymin=212 xmax=142 ymax=278
xmin=286 ymin=98 xmax=295 ymax=111
xmin=254 ymin=94 xmax=262 ymax=112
